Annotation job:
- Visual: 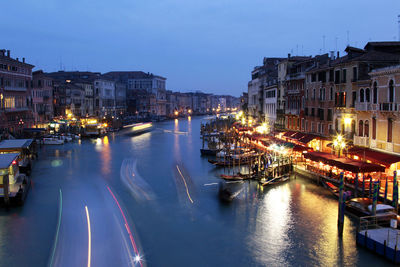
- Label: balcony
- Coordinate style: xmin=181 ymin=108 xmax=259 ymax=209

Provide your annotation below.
xmin=379 ymin=102 xmax=398 ymax=112
xmin=285 ymin=108 xmax=299 ymax=115
xmin=354 ymin=135 xmax=370 ymax=147
xmin=355 ymin=102 xmax=376 ymax=111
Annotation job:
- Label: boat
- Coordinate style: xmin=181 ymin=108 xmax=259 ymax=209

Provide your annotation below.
xmin=218 ymin=182 xmax=243 ymax=202
xmin=208 ymin=157 xmax=252 ymax=167
xmin=220 ymin=173 xmax=251 ymax=181
xmin=260 ymin=175 xmax=290 ymax=187
xmin=345 ymin=198 xmax=397 ymax=222
xmin=122 ymin=122 xmax=154 ymax=136
xmin=0 ymin=153 xmax=31 ymax=206
xmin=0 ymin=139 xmax=36 ymax=176
xmin=42 ymin=137 xmax=64 ymax=145
xmin=200 ymin=148 xmax=221 ymax=156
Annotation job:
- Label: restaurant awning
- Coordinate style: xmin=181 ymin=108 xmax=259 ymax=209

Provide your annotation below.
xmin=283 ymin=131 xmax=296 ymax=137
xmin=304 ymin=151 xmax=385 ymax=173
xmin=347 ymin=146 xmax=400 ymax=167
xmin=298 ymin=134 xmax=318 ymax=144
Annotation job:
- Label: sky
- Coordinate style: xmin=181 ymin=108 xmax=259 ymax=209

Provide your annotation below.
xmin=1 ymin=0 xmax=399 ymax=96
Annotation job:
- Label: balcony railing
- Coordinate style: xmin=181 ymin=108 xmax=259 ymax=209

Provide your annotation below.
xmin=379 ymin=102 xmax=398 ymax=112
xmin=354 ymin=135 xmax=370 ymax=147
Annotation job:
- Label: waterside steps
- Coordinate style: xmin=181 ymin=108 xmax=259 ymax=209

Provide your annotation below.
xmin=356 ymin=216 xmax=400 ymax=263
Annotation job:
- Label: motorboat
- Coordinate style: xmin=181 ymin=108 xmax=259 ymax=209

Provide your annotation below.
xmin=346 ymin=198 xmax=397 ymax=221
xmin=0 ymin=153 xmax=30 ymax=206
xmin=260 ymin=175 xmax=290 ymax=187
xmin=42 ymin=137 xmax=64 ymax=145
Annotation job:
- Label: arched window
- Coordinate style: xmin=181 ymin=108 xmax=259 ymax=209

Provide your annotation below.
xmin=373 ymin=82 xmax=378 ymax=104
xmin=358 ymin=120 xmax=364 ymax=136
xmin=360 ymin=88 xmax=364 ymax=102
xmin=366 ymin=88 xmax=370 ymax=102
xmin=351 ymin=120 xmax=355 ymax=135
xmin=389 ymin=80 xmax=394 ymax=102
xmin=364 ymin=120 xmax=369 ymax=137
xmin=330 ymin=87 xmax=333 ymax=100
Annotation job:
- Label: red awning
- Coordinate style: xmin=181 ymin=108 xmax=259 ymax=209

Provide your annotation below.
xmin=304 ymin=151 xmax=385 ymax=173
xmin=293 ymin=144 xmax=311 ymax=152
xmin=298 ymin=134 xmax=317 ymax=144
xmin=283 ymin=131 xmax=296 ymax=137
xmin=347 ymin=146 xmax=400 ymax=167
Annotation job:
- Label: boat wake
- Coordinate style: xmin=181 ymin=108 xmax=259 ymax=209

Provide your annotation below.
xmin=120 ymin=158 xmax=155 ymax=201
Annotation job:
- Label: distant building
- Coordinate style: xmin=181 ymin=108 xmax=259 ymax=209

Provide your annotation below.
xmin=103 ymin=71 xmax=167 ymax=116
xmin=32 ymin=70 xmax=54 ymax=125
xmin=0 ymin=49 xmax=34 ymax=134
xmin=94 ymin=78 xmax=115 ymax=117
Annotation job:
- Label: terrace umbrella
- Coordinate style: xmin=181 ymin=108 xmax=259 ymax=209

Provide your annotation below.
xmin=354 ymin=173 xmax=359 ymax=197
xmin=362 ymin=174 xmax=365 ymax=197
xmin=393 ymin=171 xmax=398 ymax=212
xmin=384 ymin=176 xmax=388 ymax=203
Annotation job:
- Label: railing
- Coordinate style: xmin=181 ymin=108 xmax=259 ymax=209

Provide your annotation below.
xmin=355 ymin=102 xmax=372 ymax=111
xmin=379 ymin=102 xmax=398 ymax=112
xmin=354 ymin=135 xmax=370 ymax=147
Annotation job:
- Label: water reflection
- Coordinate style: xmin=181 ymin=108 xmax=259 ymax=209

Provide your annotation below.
xmin=94 ymin=136 xmax=112 ymax=176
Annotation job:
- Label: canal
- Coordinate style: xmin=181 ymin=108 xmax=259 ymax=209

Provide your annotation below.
xmin=0 ymin=117 xmax=391 ymax=266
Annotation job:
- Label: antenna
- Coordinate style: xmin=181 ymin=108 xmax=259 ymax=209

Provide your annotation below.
xmin=347 ymin=30 xmax=350 ymax=46
xmin=322 ymin=35 xmax=326 ymax=53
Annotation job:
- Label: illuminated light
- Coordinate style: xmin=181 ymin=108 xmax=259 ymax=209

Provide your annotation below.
xmin=176 ymin=165 xmax=194 ymax=204
xmin=333 ymin=140 xmax=338 ymax=147
xmin=85 ymin=206 xmax=91 ymax=267
xmin=132 ymin=122 xmax=152 ymax=131
xmin=103 ymin=123 xmax=108 ymax=128
xmin=188 ymin=109 xmax=192 ymax=114
xmin=12 ymin=160 xmax=17 ymax=165
xmin=337 ymin=134 xmax=343 ymax=142
xmin=344 ymin=117 xmax=352 ymax=125
xmin=174 ymin=111 xmax=179 ymax=116
xmin=188 ymin=116 xmax=191 ymax=121
xmin=134 ymin=255 xmax=142 ymax=264
xmin=103 ymin=136 xmax=109 ymax=145
xmin=340 ymin=142 xmax=346 ymax=149
xmin=241 ymin=118 xmax=245 ymax=125
xmin=354 ymin=155 xmax=359 ymax=160
xmin=107 ymin=186 xmax=142 ymax=265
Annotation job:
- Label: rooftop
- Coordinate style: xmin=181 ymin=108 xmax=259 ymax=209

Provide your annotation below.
xmin=0 ymin=139 xmax=33 ymax=150
xmin=0 ymin=153 xmax=19 ymax=169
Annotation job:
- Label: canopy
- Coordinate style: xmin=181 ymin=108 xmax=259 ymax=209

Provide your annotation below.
xmin=347 ymin=146 xmax=400 ymax=167
xmin=304 ymin=151 xmax=385 ymax=173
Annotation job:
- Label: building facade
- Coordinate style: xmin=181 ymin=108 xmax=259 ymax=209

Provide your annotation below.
xmin=32 ymin=70 xmax=54 ymax=125
xmin=0 ymin=49 xmax=34 ymax=134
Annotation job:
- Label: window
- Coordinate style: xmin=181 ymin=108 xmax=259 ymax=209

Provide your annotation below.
xmin=335 ymin=70 xmax=340 ymax=84
xmin=366 ymin=88 xmax=370 ymax=102
xmin=342 ymin=69 xmax=347 ymax=83
xmin=358 ymin=120 xmax=363 ymax=136
xmin=351 ymin=120 xmax=355 ymax=135
xmin=372 ymin=117 xmax=376 ymax=140
xmin=360 ymin=89 xmax=364 ymax=102
xmin=389 ymin=80 xmax=394 ymax=102
xmin=311 ymin=108 xmax=315 ymax=116
xmin=330 ymin=87 xmax=333 ymax=100
xmin=312 ymin=88 xmax=316 ymax=99
xmin=327 ymin=109 xmax=332 ymax=121
xmin=329 ymin=70 xmax=334 ymax=82
xmin=364 ymin=120 xmax=369 ymax=137
xmin=353 ymin=67 xmax=358 ymax=81
xmin=352 ymin=91 xmax=356 ymax=107
xmin=373 ymin=82 xmax=378 ymax=104
xmin=388 ymin=119 xmax=393 ymax=142
xmin=335 ymin=118 xmax=339 ymax=131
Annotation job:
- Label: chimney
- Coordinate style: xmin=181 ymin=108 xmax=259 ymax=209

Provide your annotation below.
xmin=0 ymin=49 xmax=4 ymax=57
xmin=22 ymin=57 xmax=25 ymax=63
xmin=337 ymin=51 xmax=339 ymax=58
xmin=6 ymin=50 xmax=10 ymax=57
xmin=330 ymin=51 xmax=335 ymax=60
xmin=288 ymin=53 xmax=291 ymax=59
xmin=16 ymin=58 xmax=19 ymax=62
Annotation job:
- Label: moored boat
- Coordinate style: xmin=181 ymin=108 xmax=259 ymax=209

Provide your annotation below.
xmin=260 ymin=175 xmax=290 ymax=187
xmin=42 ymin=137 xmax=64 ymax=145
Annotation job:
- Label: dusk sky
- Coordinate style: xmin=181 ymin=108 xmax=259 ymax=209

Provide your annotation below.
xmin=2 ymin=0 xmax=399 ymax=96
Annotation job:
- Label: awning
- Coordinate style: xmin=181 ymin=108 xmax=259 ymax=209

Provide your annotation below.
xmin=304 ymin=151 xmax=385 ymax=173
xmin=347 ymin=146 xmax=400 ymax=167
xmin=293 ymin=144 xmax=311 ymax=152
xmin=283 ymin=131 xmax=296 ymax=137
xmin=298 ymin=134 xmax=318 ymax=144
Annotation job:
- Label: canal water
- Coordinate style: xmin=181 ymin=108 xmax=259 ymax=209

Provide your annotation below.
xmin=0 ymin=117 xmax=392 ymax=266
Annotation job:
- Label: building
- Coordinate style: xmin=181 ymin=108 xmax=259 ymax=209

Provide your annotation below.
xmin=355 ymin=64 xmax=400 ymax=154
xmin=332 ymin=42 xmax=400 ymax=143
xmin=248 ymin=58 xmax=284 ymax=122
xmin=103 ymin=71 xmax=167 ymax=116
xmin=32 ymin=70 xmax=54 ymax=125
xmin=94 ymin=78 xmax=115 ymax=117
xmin=0 ymin=49 xmax=34 ymax=135
xmin=114 ymin=82 xmax=127 ymax=117
xmin=263 ymin=79 xmax=278 ymax=131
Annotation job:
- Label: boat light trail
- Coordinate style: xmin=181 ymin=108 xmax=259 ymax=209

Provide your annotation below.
xmin=204 ymin=183 xmax=218 ymax=186
xmin=85 ymin=206 xmax=91 ymax=267
xmin=49 ymin=188 xmax=63 ymax=267
xmin=107 ymin=186 xmax=143 ymax=267
xmin=176 ymin=165 xmax=194 ymax=203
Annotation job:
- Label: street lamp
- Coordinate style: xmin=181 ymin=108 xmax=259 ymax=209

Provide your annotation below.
xmin=333 ymin=134 xmax=346 ymax=157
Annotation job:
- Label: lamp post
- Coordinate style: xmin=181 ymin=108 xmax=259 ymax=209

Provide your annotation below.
xmin=333 ymin=134 xmax=346 ymax=157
